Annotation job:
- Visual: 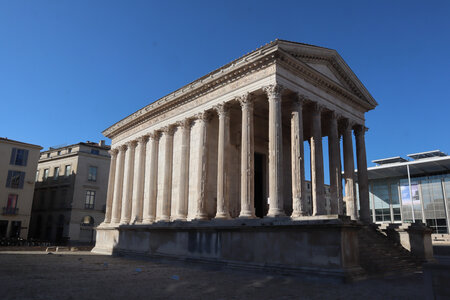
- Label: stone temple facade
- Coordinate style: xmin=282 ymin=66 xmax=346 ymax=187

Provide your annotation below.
xmin=94 ymin=40 xmax=385 ymax=280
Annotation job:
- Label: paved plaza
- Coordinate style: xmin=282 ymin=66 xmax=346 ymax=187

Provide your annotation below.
xmin=0 ymin=251 xmax=429 ymax=300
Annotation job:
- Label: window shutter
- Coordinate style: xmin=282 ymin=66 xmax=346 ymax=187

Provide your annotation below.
xmin=6 ymin=170 xmax=12 ymax=187
xmin=19 ymin=172 xmax=25 ymax=189
xmin=10 ymin=148 xmax=17 ymax=165
xmin=23 ymin=150 xmax=29 ymax=166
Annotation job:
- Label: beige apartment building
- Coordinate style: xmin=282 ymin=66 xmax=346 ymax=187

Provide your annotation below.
xmin=0 ymin=138 xmax=42 ymax=239
xmin=29 ymin=141 xmax=110 ymax=244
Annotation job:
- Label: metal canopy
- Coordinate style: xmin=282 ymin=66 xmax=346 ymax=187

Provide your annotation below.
xmin=367 ymin=156 xmax=450 ymax=180
xmin=372 ymin=156 xmax=408 ymax=165
xmin=407 ymin=150 xmax=447 ymax=160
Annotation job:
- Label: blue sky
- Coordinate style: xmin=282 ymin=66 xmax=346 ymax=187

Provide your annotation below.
xmin=1 ymin=0 xmax=449 ymax=169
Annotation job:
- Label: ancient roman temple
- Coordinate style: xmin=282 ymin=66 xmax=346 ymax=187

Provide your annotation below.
xmin=93 ymin=40 xmax=386 ymax=280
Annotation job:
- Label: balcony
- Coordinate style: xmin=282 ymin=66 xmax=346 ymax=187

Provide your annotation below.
xmin=2 ymin=207 xmax=19 ymax=215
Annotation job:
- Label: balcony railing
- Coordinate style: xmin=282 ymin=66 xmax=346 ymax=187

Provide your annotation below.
xmin=2 ymin=207 xmax=19 ymax=215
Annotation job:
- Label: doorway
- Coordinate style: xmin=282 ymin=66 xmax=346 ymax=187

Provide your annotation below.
xmin=254 ymin=153 xmax=266 ymax=218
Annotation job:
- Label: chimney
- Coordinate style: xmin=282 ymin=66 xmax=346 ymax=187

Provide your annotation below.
xmin=99 ymin=140 xmax=106 ymax=147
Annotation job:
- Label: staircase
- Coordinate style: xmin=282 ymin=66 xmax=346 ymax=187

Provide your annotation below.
xmin=358 ymin=225 xmax=423 ymax=277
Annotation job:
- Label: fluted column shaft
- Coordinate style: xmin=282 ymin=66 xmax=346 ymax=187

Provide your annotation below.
xmin=195 ymin=114 xmax=209 ymax=220
xmin=238 ymin=94 xmax=255 ymax=218
xmin=215 ymin=104 xmax=231 ymax=219
xmin=343 ymin=120 xmax=357 ymax=220
xmin=310 ymin=103 xmax=326 ymax=215
xmin=120 ymin=141 xmax=136 ymax=224
xmin=355 ymin=125 xmax=371 ymax=223
xmin=103 ymin=149 xmax=117 ymax=224
xmin=291 ymin=95 xmax=306 ymax=218
xmin=175 ymin=120 xmax=191 ymax=220
xmin=111 ymin=145 xmax=126 ymax=223
xmin=142 ymin=133 xmax=159 ymax=223
xmin=159 ymin=127 xmax=174 ymax=221
xmin=328 ymin=112 xmax=343 ymax=215
xmin=130 ymin=136 xmax=147 ymax=224
xmin=264 ymin=84 xmax=285 ymax=217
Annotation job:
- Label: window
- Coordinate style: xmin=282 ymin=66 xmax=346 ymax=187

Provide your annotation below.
xmin=4 ymin=194 xmax=18 ymax=215
xmin=47 ymin=153 xmax=50 ymax=158
xmin=43 ymin=169 xmax=49 ymax=180
xmin=88 ymin=166 xmax=97 ymax=181
xmin=53 ymin=167 xmax=59 ymax=180
xmin=91 ymin=149 xmax=100 ymax=155
xmin=10 ymin=148 xmax=29 ymax=166
xmin=64 ymin=165 xmax=71 ymax=177
xmin=6 ymin=171 xmax=25 ymax=189
xmin=68 ymin=148 xmax=72 ymax=153
xmin=57 ymin=151 xmax=61 ymax=156
xmin=85 ymin=190 xmax=96 ymax=209
xmin=7 ymin=194 xmax=18 ymax=208
xmin=35 ymin=170 xmax=39 ymax=182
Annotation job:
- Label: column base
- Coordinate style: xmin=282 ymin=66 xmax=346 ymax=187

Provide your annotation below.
xmin=119 ymin=219 xmax=130 ymax=225
xmin=141 ymin=218 xmax=155 ymax=224
xmin=215 ymin=212 xmax=231 ymax=219
xmin=291 ymin=212 xmax=308 ymax=219
xmin=194 ymin=214 xmax=209 ymax=220
xmin=238 ymin=212 xmax=256 ymax=219
xmin=267 ymin=209 xmax=286 ymax=218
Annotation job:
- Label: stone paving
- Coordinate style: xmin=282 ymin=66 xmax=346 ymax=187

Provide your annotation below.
xmin=0 ymin=251 xmax=429 ymax=300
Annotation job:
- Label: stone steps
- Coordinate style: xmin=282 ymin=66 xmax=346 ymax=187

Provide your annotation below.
xmin=358 ymin=225 xmax=422 ymax=277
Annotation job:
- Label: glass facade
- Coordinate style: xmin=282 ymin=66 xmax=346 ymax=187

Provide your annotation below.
xmin=369 ymin=173 xmax=450 ymax=234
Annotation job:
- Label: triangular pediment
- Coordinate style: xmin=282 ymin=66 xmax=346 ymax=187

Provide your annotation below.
xmin=305 ymin=62 xmax=350 ymax=88
xmin=276 ymin=40 xmax=378 ymax=108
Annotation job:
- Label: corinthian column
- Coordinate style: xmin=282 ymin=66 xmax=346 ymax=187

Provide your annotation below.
xmin=130 ymin=136 xmax=148 ymax=224
xmin=328 ymin=112 xmax=343 ymax=215
xmin=291 ymin=94 xmax=306 ymax=218
xmin=195 ymin=112 xmax=210 ymax=220
xmin=111 ymin=145 xmax=126 ymax=224
xmin=310 ymin=103 xmax=326 ymax=216
xmin=354 ymin=125 xmax=371 ymax=223
xmin=342 ymin=119 xmax=357 ymax=220
xmin=120 ymin=140 xmax=136 ymax=224
xmin=238 ymin=94 xmax=255 ymax=218
xmin=142 ymin=132 xmax=159 ymax=223
xmin=175 ymin=120 xmax=191 ymax=221
xmin=159 ymin=126 xmax=174 ymax=222
xmin=215 ymin=103 xmax=231 ymax=219
xmin=263 ymin=84 xmax=285 ymax=217
xmin=103 ymin=149 xmax=118 ymax=224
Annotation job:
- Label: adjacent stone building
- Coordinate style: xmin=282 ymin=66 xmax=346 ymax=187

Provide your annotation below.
xmin=94 ymin=40 xmax=385 ymax=279
xmin=29 ymin=141 xmax=110 ymax=244
xmin=0 ymin=138 xmax=42 ymax=239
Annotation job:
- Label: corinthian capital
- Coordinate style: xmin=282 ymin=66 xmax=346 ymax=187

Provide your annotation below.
xmin=126 ymin=140 xmax=138 ymax=148
xmin=161 ymin=125 xmax=175 ymax=135
xmin=236 ymin=93 xmax=253 ymax=108
xmin=263 ymin=84 xmax=284 ymax=100
xmin=137 ymin=135 xmax=149 ymax=144
xmin=353 ymin=124 xmax=368 ymax=137
xmin=193 ymin=111 xmax=211 ymax=122
xmin=213 ymin=102 xmax=230 ymax=117
xmin=175 ymin=119 xmax=192 ymax=129
xmin=109 ymin=148 xmax=119 ymax=156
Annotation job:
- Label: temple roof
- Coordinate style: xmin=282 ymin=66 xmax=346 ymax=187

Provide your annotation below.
xmin=103 ymin=39 xmax=377 ymax=138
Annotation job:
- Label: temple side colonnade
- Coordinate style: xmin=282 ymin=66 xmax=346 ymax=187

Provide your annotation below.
xmin=101 ymin=84 xmax=371 ymax=227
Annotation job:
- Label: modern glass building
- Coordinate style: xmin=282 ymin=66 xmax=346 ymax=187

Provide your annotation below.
xmin=367 ymin=150 xmax=450 ymax=237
